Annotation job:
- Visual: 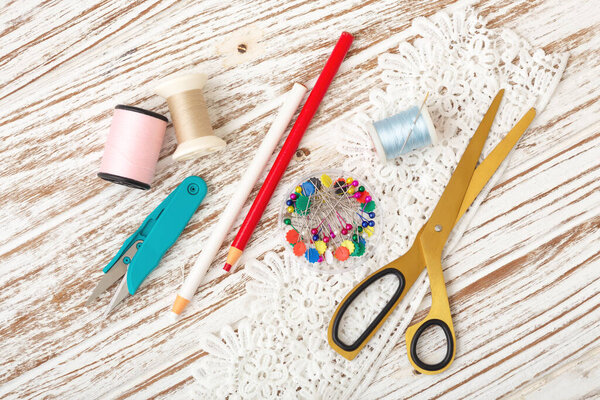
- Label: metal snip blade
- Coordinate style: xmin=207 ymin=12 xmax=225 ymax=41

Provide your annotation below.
xmin=104 ymin=274 xmax=131 ymax=316
xmin=85 ymin=240 xmax=142 ymax=306
xmin=85 ymin=263 xmax=127 ymax=306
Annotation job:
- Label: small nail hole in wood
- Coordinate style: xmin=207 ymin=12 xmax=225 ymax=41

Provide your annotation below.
xmin=294 ymin=147 xmax=310 ymax=160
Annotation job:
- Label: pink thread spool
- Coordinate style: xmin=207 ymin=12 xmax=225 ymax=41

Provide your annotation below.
xmin=98 ymin=105 xmax=168 ymax=190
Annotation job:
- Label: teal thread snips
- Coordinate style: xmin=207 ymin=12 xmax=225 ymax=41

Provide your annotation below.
xmin=86 ymin=176 xmax=207 ymax=315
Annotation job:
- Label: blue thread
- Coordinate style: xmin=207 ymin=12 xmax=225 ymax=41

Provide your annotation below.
xmin=373 ymin=106 xmax=432 ymax=159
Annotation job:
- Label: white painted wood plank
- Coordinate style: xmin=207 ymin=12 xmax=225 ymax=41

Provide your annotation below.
xmin=0 ymin=0 xmax=598 ymax=398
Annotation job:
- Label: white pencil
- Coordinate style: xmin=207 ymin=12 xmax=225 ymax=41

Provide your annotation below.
xmin=171 ymin=83 xmax=307 ymax=317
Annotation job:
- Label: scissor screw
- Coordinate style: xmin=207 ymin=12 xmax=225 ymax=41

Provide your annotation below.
xmin=188 ymin=183 xmax=199 ymax=195
xmin=123 ymin=256 xmax=131 ymax=264
xmin=434 ymin=225 xmax=442 ymax=232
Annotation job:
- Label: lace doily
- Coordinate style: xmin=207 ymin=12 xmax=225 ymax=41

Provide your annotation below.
xmin=192 ymin=7 xmax=568 ymax=399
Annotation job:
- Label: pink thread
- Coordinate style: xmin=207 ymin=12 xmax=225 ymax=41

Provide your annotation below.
xmin=99 ymin=107 xmax=167 ymax=187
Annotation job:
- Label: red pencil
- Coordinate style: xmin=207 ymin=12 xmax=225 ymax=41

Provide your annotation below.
xmin=223 ymin=32 xmax=354 ymax=271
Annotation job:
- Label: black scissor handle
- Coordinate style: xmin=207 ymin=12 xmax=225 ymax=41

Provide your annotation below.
xmin=330 ymin=268 xmax=405 ymax=353
xmin=409 ymin=318 xmax=454 ymax=372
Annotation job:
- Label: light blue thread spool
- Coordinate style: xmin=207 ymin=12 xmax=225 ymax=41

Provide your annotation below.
xmin=367 ymin=104 xmax=438 ymax=162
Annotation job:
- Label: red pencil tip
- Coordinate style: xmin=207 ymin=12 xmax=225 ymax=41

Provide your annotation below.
xmin=223 ymin=263 xmax=232 ymax=272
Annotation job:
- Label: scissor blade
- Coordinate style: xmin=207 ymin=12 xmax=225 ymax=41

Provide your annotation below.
xmin=424 ymin=90 xmax=504 ymax=247
xmin=104 ymin=274 xmax=130 ymax=316
xmin=456 ymin=108 xmax=536 ymax=222
xmin=85 ymin=263 xmax=127 ymax=306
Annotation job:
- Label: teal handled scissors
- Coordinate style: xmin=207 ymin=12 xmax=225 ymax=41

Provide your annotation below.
xmin=328 ymin=90 xmax=536 ymax=374
xmin=86 ymin=176 xmax=207 ymax=315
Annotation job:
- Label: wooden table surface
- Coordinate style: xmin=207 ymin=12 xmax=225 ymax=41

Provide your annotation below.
xmin=1 ymin=0 xmax=598 ymax=398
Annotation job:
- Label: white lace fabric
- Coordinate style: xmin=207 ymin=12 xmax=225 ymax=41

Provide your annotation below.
xmin=192 ymin=8 xmax=568 ymax=399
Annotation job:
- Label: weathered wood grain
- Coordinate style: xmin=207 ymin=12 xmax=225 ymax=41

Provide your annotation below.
xmin=0 ymin=0 xmax=598 ymax=398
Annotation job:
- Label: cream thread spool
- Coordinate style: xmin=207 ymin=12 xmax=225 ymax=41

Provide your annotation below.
xmin=155 ymin=73 xmax=226 ymax=161
xmin=366 ymin=95 xmax=438 ymax=163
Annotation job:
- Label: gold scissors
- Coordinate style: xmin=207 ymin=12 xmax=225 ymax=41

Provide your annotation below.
xmin=328 ymin=90 xmax=536 ymax=374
